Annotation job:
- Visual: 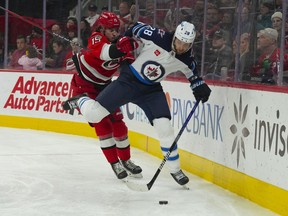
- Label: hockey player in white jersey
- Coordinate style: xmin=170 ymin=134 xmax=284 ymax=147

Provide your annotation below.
xmin=63 ymin=21 xmax=211 ymax=186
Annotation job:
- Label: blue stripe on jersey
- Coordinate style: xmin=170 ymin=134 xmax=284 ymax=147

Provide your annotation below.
xmin=129 ymin=65 xmax=154 ymax=85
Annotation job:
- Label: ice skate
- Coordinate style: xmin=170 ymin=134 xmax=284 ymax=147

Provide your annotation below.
xmin=121 ymin=159 xmax=143 ymax=178
xmin=171 ymin=169 xmax=189 ymax=186
xmin=62 ymin=93 xmax=88 ymax=111
xmin=111 ymin=161 xmax=128 ymax=179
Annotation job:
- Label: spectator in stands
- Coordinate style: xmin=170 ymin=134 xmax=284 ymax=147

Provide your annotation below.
xmin=234 ymin=5 xmax=250 ymax=35
xmin=118 ymin=1 xmax=131 ymax=34
xmin=45 ymin=40 xmax=67 ymax=69
xmin=271 ymin=11 xmax=288 ymax=50
xmin=9 ymin=35 xmax=28 ymax=69
xmin=164 ymin=0 xmax=177 ymax=32
xmin=257 ymin=2 xmax=274 ymax=29
xmin=51 ymin=23 xmax=62 ymax=37
xmin=233 ymin=4 xmax=263 ymax=37
xmin=243 ymin=0 xmax=252 ymax=8
xmin=205 ymin=4 xmax=221 ymax=40
xmin=271 ymin=11 xmax=282 ymax=35
xmin=252 ymin=28 xmax=288 ymax=84
xmin=85 ymin=4 xmax=100 ymax=28
xmin=190 ymin=0 xmax=205 ymax=33
xmin=66 ymin=24 xmax=77 ymax=42
xmin=190 ymin=0 xmax=205 ymax=65
xmin=197 ymin=4 xmax=221 ymax=74
xmin=219 ymin=10 xmax=234 ymax=46
xmin=138 ymin=0 xmax=158 ymax=27
xmin=274 ymin=0 xmax=283 ymax=10
xmin=219 ymin=10 xmax=234 ymax=45
xmin=18 ymin=46 xmax=42 ymax=70
xmin=179 ymin=7 xmax=193 ymax=23
xmin=101 ymin=6 xmax=108 ymax=12
xmin=128 ymin=3 xmax=138 ymax=27
xmin=80 ymin=17 xmax=91 ymax=48
xmin=47 ymin=23 xmax=68 ymax=58
xmin=65 ymin=16 xmax=78 ymax=38
xmin=66 ymin=16 xmax=78 ymax=30
xmin=231 ymin=33 xmax=254 ymax=81
xmin=63 ymin=37 xmax=80 ymax=71
xmin=205 ymin=29 xmax=233 ymax=79
xmin=28 ymin=27 xmax=49 ymax=55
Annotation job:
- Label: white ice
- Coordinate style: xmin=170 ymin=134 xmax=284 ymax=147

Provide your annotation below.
xmin=0 ymin=127 xmax=278 ymax=216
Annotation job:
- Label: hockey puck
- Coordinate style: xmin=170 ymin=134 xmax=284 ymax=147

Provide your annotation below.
xmin=159 ymin=200 xmax=168 ymax=205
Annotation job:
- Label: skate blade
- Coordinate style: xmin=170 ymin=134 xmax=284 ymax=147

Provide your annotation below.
xmin=122 ymin=177 xmax=128 ymax=183
xmin=128 ymin=172 xmax=143 ymax=179
xmin=182 ymin=184 xmax=190 ymax=190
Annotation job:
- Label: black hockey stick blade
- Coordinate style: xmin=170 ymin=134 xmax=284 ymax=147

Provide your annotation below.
xmin=126 ymin=100 xmax=200 ymax=192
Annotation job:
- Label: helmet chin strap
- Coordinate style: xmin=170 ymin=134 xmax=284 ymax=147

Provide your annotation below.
xmin=172 ymin=36 xmax=192 ymax=55
xmin=171 ymin=36 xmax=177 ymax=52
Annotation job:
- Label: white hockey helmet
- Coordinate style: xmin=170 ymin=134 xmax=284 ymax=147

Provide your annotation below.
xmin=174 ymin=21 xmax=196 ymax=44
xmin=172 ymin=21 xmax=196 ymax=54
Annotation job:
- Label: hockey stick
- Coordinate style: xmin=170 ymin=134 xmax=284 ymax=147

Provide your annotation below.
xmin=126 ymin=100 xmax=200 ymax=192
xmin=0 ymin=6 xmax=81 ymax=47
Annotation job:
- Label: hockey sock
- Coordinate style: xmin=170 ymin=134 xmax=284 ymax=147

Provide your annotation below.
xmin=115 ymin=138 xmax=130 ymax=161
xmin=153 ymin=117 xmax=181 ymax=173
xmin=101 ymin=144 xmax=118 ymax=164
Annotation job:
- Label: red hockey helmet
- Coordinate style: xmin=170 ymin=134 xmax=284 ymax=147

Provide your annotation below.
xmin=95 ymin=12 xmax=120 ymax=29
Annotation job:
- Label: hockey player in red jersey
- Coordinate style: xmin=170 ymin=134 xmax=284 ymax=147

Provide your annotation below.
xmin=69 ymin=12 xmax=141 ymax=179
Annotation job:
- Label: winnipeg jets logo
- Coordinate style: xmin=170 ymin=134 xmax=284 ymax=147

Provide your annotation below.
xmin=141 ymin=61 xmax=165 ymax=82
xmin=147 ymin=65 xmax=160 ymax=77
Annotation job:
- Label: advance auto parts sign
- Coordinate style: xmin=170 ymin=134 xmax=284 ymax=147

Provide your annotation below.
xmin=0 ymin=72 xmax=82 ymax=121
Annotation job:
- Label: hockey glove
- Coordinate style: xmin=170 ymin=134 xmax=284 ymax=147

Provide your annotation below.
xmin=116 ymin=36 xmax=139 ymax=53
xmin=189 ymin=75 xmax=211 ymax=103
xmin=120 ymin=53 xmax=135 ymax=64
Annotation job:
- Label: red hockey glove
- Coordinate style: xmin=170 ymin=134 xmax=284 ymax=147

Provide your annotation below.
xmin=116 ymin=36 xmax=139 ymax=53
xmin=120 ymin=53 xmax=135 ymax=64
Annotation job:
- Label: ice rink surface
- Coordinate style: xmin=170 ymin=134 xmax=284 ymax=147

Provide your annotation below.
xmin=0 ymin=127 xmax=278 ymax=216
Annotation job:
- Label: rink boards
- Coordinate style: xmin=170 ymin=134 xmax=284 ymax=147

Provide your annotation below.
xmin=0 ymin=70 xmax=287 ymax=215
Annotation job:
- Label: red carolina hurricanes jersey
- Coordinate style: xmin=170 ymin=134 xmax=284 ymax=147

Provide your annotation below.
xmin=75 ymin=32 xmax=124 ymax=85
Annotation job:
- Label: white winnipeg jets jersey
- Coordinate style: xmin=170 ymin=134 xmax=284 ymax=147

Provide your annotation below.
xmin=125 ymin=22 xmax=198 ymax=85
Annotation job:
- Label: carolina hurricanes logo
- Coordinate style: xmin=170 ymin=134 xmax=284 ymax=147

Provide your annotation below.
xmin=141 ymin=61 xmax=165 ymax=82
xmin=102 ymin=59 xmax=120 ymax=70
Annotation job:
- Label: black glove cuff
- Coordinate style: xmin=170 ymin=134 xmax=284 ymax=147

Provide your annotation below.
xmin=188 ymin=75 xmax=199 ymax=83
xmin=189 ymin=76 xmax=205 ymax=90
